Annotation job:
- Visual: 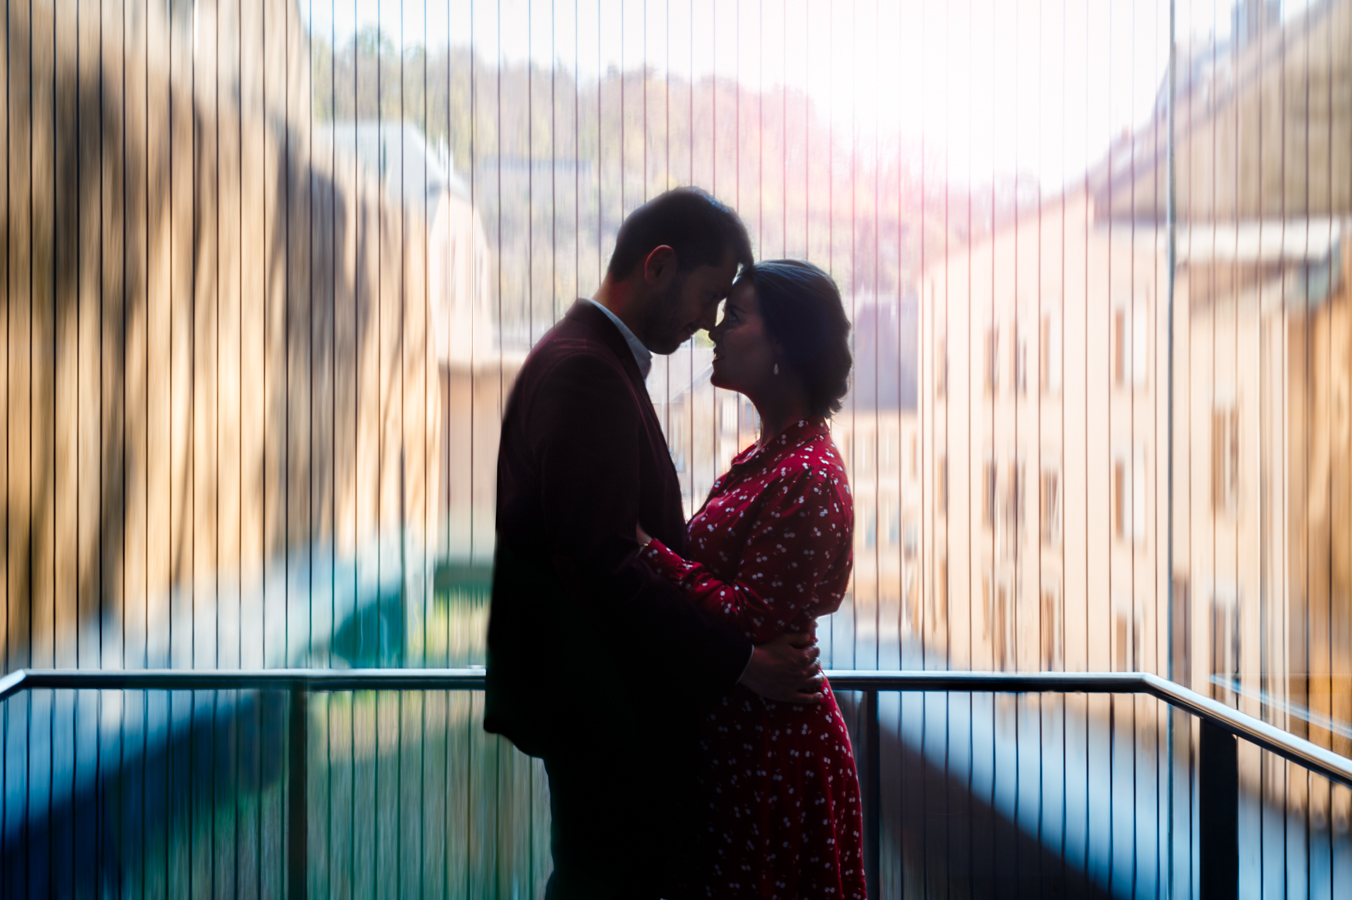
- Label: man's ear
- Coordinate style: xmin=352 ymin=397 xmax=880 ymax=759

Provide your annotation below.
xmin=643 ymin=245 xmax=678 ymax=286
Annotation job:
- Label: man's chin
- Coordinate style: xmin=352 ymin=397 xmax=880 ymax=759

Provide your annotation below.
xmin=651 ymin=335 xmax=688 ymax=355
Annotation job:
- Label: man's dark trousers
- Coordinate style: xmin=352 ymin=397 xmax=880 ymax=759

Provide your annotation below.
xmin=541 ymin=724 xmax=699 ymax=899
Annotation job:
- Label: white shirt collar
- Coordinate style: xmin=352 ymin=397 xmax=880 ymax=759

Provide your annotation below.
xmin=585 ymin=297 xmax=653 ymax=379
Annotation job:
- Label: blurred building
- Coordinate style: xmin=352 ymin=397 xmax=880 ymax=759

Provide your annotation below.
xmin=836 ymin=300 xmax=923 ymax=653
xmin=918 ymin=0 xmax=1352 ymax=755
xmin=311 ymin=120 xmax=496 ymax=367
xmin=1169 ymin=223 xmax=1347 ymax=726
xmin=0 ymin=0 xmax=445 ymax=670
xmin=314 ymin=120 xmax=517 ymax=562
xmin=1113 ymin=0 xmax=1351 ymax=752
xmin=919 ymin=188 xmax=1164 ymax=675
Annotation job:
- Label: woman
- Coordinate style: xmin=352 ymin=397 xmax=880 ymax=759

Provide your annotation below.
xmin=638 ymin=260 xmax=865 ymax=899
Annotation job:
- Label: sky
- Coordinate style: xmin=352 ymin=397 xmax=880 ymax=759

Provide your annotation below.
xmin=301 ymin=0 xmax=1318 ymax=189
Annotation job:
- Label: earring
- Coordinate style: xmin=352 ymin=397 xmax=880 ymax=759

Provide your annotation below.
xmin=773 ymin=363 xmax=780 ymax=375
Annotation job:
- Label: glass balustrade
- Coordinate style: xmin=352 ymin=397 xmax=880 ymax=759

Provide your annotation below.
xmin=4 ymin=0 xmax=1351 ymax=895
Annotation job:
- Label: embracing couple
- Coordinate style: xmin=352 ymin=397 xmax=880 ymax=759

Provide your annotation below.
xmin=486 ymin=188 xmax=866 ymax=899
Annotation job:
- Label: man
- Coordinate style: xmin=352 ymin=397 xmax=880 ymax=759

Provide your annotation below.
xmin=486 ymin=187 xmax=823 ymax=897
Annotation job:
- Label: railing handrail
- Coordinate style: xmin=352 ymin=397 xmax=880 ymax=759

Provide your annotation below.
xmin=0 ymin=666 xmax=487 ymax=700
xmin=827 ymin=669 xmax=1352 ymax=788
xmin=4 ymin=666 xmax=1350 ymax=789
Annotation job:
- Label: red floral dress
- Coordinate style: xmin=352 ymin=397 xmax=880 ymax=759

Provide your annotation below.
xmin=642 ymin=418 xmax=867 ymax=899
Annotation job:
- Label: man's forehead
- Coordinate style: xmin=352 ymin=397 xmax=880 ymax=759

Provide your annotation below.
xmin=690 ymin=250 xmax=741 ymax=287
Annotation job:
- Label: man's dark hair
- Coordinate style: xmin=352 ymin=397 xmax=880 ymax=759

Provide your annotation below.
xmin=742 ymin=260 xmax=853 ymax=418
xmin=606 ymin=187 xmax=754 ymax=280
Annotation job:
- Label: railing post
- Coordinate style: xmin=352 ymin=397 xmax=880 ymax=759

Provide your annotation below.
xmin=288 ymin=684 xmax=309 ymax=900
xmin=861 ymin=689 xmax=880 ymax=897
xmin=1199 ymin=718 xmax=1238 ymax=899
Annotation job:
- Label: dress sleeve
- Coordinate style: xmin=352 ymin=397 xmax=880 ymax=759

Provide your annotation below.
xmin=641 ymin=464 xmax=851 ymax=644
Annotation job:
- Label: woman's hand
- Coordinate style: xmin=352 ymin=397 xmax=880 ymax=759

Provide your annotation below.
xmin=636 ymin=522 xmax=653 ymax=546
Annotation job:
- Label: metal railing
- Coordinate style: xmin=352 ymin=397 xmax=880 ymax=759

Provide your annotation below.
xmin=4 ymin=667 xmax=1350 ymax=898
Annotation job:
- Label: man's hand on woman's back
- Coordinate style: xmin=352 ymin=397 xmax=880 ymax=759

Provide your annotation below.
xmin=739 ymin=630 xmax=824 ymax=705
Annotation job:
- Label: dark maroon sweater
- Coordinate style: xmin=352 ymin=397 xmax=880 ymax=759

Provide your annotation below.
xmin=485 ymin=300 xmax=751 ymax=758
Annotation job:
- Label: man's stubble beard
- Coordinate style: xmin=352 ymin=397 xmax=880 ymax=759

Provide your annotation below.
xmin=642 ymin=272 xmax=690 ymax=356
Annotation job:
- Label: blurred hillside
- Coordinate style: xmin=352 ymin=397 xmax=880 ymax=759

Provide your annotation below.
xmin=308 ymin=26 xmax=1026 ymax=341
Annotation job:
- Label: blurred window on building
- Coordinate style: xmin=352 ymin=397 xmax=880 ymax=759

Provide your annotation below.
xmin=1112 ymin=301 xmax=1149 ymax=389
xmin=1040 ymin=585 xmax=1062 ymax=670
xmin=989 ymin=577 xmax=1012 ymax=671
xmin=1172 ymin=577 xmax=1192 ymax=687
xmin=934 ymin=559 xmax=949 ymax=637
xmin=1211 ymin=405 xmax=1240 ymax=517
xmin=983 ymin=456 xmax=998 ymax=530
xmin=1113 ymin=603 xmax=1141 ymax=672
xmin=1112 ymin=447 xmax=1147 ymax=544
xmin=1040 ymin=310 xmax=1061 ymax=395
xmin=904 ymin=559 xmax=921 ymax=629
xmin=1113 ymin=457 xmax=1127 ymax=540
xmin=938 ymin=454 xmax=949 ymax=515
xmin=910 ymin=433 xmax=919 ymax=480
xmin=1007 ymin=457 xmax=1027 ymax=537
xmin=936 ymin=335 xmax=948 ymax=399
xmin=984 ymin=325 xmax=1000 ymax=396
xmin=1113 ymin=310 xmax=1126 ymax=385
xmin=1040 ymin=466 xmax=1062 ymax=546
xmin=1014 ymin=324 xmax=1030 ymax=394
xmin=1134 ymin=448 xmax=1147 ymax=542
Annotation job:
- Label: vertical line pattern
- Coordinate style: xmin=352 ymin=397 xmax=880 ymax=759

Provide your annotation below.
xmin=0 ymin=0 xmax=1349 ymax=892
